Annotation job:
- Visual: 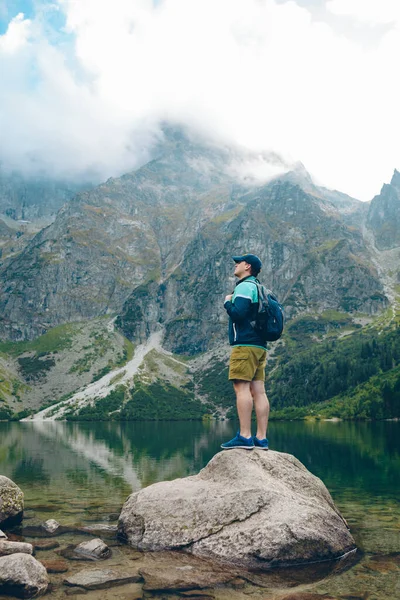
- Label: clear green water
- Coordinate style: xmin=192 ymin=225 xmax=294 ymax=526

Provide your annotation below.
xmin=0 ymin=419 xmax=399 ymax=599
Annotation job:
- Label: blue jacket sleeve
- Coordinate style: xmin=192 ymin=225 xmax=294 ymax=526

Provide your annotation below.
xmin=224 ymin=296 xmax=252 ymax=322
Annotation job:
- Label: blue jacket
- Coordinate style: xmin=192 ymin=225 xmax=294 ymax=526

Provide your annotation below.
xmin=224 ymin=276 xmax=266 ymax=348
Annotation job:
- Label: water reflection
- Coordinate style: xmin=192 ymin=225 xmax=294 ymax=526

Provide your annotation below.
xmin=1 ymin=420 xmax=400 ymax=495
xmin=1 ymin=420 xmax=399 ymax=496
xmin=0 ymin=420 xmax=234 ymax=521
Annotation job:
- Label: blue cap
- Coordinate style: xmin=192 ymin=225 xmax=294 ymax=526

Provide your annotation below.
xmin=232 ymin=254 xmax=262 ymax=273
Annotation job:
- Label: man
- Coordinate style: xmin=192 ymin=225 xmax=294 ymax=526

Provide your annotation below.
xmin=221 ymin=254 xmax=270 ymax=450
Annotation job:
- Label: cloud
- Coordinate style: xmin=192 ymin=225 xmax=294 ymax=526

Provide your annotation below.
xmin=0 ymin=0 xmax=399 ymax=200
xmin=326 ymin=1 xmax=400 ymax=25
xmin=0 ymin=12 xmax=31 ymax=52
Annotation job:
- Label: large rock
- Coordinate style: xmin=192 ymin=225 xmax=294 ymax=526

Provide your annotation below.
xmin=0 ymin=553 xmax=49 ymax=598
xmin=0 ymin=476 xmax=24 ymax=525
xmin=118 ymin=450 xmax=356 ymax=569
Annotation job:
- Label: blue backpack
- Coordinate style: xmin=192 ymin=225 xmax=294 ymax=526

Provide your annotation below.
xmin=249 ymin=282 xmax=284 ymax=342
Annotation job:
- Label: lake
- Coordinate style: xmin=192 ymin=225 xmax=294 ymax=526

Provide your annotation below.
xmin=0 ymin=419 xmax=399 ymax=599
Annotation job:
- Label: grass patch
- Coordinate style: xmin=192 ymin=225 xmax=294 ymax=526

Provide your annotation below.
xmin=0 ymin=323 xmax=79 ymax=357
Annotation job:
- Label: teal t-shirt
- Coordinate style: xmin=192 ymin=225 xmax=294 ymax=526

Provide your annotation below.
xmin=232 ymin=276 xmax=258 ymax=304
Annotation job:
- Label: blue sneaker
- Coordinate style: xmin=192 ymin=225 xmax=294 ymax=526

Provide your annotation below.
xmin=221 ymin=432 xmax=255 ymax=450
xmin=253 ymin=436 xmax=269 ymax=450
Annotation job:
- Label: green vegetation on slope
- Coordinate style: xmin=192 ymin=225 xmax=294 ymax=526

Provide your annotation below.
xmin=120 ymin=383 xmax=208 ymax=420
xmin=65 ymin=381 xmax=210 ymax=421
xmin=268 ymin=319 xmax=400 ymax=420
xmin=0 ymin=322 xmax=77 ymax=356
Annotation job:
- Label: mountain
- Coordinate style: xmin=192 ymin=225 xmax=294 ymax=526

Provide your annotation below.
xmin=0 ymin=171 xmax=87 ymax=222
xmin=0 ymin=130 xmax=398 ymax=421
xmin=0 ymin=133 xmax=387 ymax=344
xmin=367 ymin=169 xmax=400 ymax=250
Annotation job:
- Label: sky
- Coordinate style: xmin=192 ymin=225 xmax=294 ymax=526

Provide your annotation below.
xmin=0 ymin=0 xmax=399 ymax=200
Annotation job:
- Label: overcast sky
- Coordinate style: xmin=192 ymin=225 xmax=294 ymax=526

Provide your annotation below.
xmin=0 ymin=0 xmax=399 ymax=200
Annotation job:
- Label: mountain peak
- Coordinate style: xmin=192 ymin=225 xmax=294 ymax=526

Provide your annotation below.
xmin=390 ymin=168 xmax=400 ymax=189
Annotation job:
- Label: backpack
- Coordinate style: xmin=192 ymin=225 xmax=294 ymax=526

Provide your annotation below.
xmin=249 ymin=282 xmax=284 ymax=342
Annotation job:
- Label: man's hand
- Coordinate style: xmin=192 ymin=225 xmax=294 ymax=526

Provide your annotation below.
xmin=225 ymin=294 xmax=233 ymax=303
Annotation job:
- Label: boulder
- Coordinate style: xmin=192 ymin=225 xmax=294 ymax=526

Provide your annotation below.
xmin=0 ymin=476 xmax=24 ymax=525
xmin=0 ymin=553 xmax=49 ymax=598
xmin=0 ymin=529 xmax=7 ymax=539
xmin=118 ymin=450 xmax=356 ymax=569
xmin=0 ymin=541 xmax=33 ymax=557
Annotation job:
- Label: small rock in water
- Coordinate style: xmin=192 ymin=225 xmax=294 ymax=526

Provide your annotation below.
xmin=0 ymin=540 xmax=33 ymax=556
xmin=0 ymin=553 xmax=49 ymax=598
xmin=0 ymin=530 xmax=7 ymax=539
xmin=40 ymin=558 xmax=69 ymax=573
xmin=5 ymin=533 xmax=23 ymax=542
xmin=42 ymin=519 xmax=60 ymax=534
xmin=34 ymin=540 xmax=60 ymax=551
xmin=74 ymin=538 xmax=112 ymax=560
xmin=64 ymin=567 xmax=141 ymax=590
xmin=140 ymin=562 xmax=236 ymax=591
xmin=108 ymin=513 xmax=120 ymax=521
xmin=79 ymin=524 xmax=118 ymax=535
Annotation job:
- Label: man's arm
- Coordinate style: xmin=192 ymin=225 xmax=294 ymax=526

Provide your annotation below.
xmin=224 ymin=295 xmax=252 ymax=322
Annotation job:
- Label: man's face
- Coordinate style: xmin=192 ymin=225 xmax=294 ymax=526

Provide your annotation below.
xmin=234 ymin=261 xmax=251 ymax=279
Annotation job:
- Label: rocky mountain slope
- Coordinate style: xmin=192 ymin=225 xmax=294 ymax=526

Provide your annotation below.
xmin=0 ymin=130 xmax=398 ymax=420
xmin=0 ymin=132 xmax=389 ymax=344
xmin=0 ymin=171 xmax=86 ymax=222
xmin=367 ymin=169 xmax=400 ymax=250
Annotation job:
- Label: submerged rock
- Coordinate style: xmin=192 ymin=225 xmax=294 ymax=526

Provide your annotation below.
xmin=78 ymin=524 xmax=118 ymax=536
xmin=42 ymin=519 xmax=60 ymax=534
xmin=74 ymin=538 xmax=112 ymax=560
xmin=39 ymin=558 xmax=69 ymax=573
xmin=140 ymin=561 xmax=236 ymax=591
xmin=33 ymin=540 xmax=60 ymax=551
xmin=0 ymin=553 xmax=49 ymax=598
xmin=118 ymin=450 xmax=356 ymax=569
xmin=64 ymin=567 xmax=141 ymax=590
xmin=60 ymin=538 xmax=112 ymax=561
xmin=0 ymin=476 xmax=24 ymax=525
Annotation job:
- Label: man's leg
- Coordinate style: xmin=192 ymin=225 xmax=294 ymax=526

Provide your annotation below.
xmin=233 ymin=380 xmax=253 ymax=438
xmin=250 ymin=380 xmax=270 ymax=440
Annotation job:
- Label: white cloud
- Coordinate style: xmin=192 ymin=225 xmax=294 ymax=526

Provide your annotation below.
xmin=327 ymin=1 xmax=400 ymax=25
xmin=0 ymin=0 xmax=399 ymax=200
xmin=0 ymin=12 xmax=31 ymax=53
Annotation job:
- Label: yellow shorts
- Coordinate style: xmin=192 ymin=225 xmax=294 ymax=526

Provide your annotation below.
xmin=228 ymin=346 xmax=267 ymax=382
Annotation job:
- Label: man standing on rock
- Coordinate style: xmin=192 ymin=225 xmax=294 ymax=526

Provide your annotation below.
xmin=221 ymin=254 xmax=270 ymax=450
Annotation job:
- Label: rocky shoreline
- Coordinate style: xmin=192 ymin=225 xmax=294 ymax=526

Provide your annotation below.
xmin=0 ymin=452 xmax=358 ymax=599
